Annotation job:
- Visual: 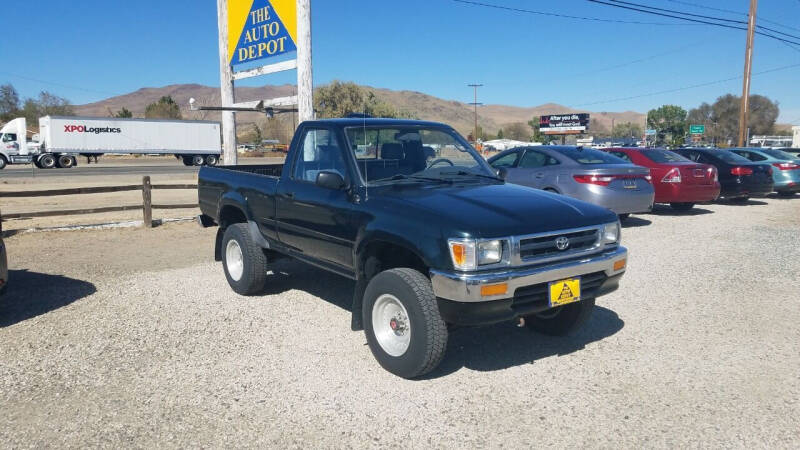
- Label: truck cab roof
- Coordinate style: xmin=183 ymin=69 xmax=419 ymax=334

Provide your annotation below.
xmin=301 ymin=118 xmax=451 ymax=129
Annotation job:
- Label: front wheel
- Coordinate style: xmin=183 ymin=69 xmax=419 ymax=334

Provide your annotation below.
xmin=525 ymin=297 xmax=595 ymax=336
xmin=670 ymin=202 xmax=695 ymax=211
xmin=363 ymin=268 xmax=448 ymax=378
xmin=0 ymin=156 xmax=6 ymax=170
xmin=221 ymin=223 xmax=267 ymax=295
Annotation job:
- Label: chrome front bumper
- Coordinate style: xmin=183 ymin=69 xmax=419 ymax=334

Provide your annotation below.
xmin=429 ymin=246 xmax=628 ymax=302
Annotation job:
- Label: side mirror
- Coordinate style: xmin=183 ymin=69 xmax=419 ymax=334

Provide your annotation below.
xmin=316 ymin=171 xmax=346 ymax=190
xmin=496 ymin=167 xmax=508 ymax=180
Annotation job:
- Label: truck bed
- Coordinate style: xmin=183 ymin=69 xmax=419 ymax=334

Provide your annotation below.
xmin=197 ymin=164 xmax=284 ymax=223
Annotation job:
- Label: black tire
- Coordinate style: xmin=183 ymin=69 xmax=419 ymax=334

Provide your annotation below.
xmin=731 ymin=196 xmax=749 ymax=203
xmin=543 ymin=187 xmax=559 ymax=194
xmin=205 ymin=155 xmax=219 ymax=166
xmin=56 ymin=155 xmax=74 ymax=168
xmin=618 ymin=213 xmax=630 ymax=220
xmin=525 ymin=297 xmax=596 ymax=336
xmin=182 ymin=156 xmax=193 ymax=166
xmin=38 ymin=154 xmax=56 ymax=169
xmin=192 ymin=155 xmax=205 ymax=166
xmin=221 ymin=223 xmax=267 ymax=296
xmin=670 ymin=202 xmax=695 ymax=211
xmin=776 ymin=191 xmax=795 ymax=197
xmin=0 ymin=156 xmax=6 ymax=170
xmin=363 ymin=268 xmax=448 ymax=379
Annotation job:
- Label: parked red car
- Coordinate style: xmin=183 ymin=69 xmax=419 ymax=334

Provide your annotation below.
xmin=602 ymin=148 xmax=720 ymax=210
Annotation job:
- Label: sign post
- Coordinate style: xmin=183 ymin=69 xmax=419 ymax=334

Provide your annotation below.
xmin=689 ymin=124 xmax=705 ymax=135
xmin=217 ymin=0 xmax=312 ymax=165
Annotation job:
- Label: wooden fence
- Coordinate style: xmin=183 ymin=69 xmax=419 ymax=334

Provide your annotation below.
xmin=0 ymin=176 xmax=197 ymax=228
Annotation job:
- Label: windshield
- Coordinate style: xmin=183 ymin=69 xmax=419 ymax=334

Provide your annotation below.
xmin=556 ymin=147 xmax=628 ymax=165
xmin=760 ymin=148 xmax=797 ymax=160
xmin=711 ymin=150 xmax=752 ymax=164
xmin=344 ymin=126 xmax=493 ymax=183
xmin=641 ymin=149 xmax=691 ymax=163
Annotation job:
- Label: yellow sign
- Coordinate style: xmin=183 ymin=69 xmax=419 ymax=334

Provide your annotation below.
xmin=548 ymin=278 xmax=581 ymax=307
xmin=228 ymin=0 xmax=297 ymax=65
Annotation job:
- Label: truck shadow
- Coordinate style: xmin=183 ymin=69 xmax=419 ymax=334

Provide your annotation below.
xmin=620 ymin=217 xmax=651 ymax=228
xmin=424 ymin=307 xmax=624 ymax=379
xmin=260 ymin=259 xmax=624 ymax=378
xmin=0 ymin=270 xmax=97 ymax=328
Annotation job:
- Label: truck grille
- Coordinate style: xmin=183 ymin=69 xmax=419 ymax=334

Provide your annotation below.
xmin=518 ymin=228 xmax=600 ymax=260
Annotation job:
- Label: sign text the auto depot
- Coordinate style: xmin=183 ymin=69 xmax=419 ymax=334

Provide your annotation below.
xmin=228 ymin=0 xmax=297 ymax=65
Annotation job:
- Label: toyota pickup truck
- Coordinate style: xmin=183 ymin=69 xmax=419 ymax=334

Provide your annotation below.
xmin=198 ymin=118 xmax=628 ymax=378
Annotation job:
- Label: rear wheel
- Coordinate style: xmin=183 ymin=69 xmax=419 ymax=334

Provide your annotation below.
xmin=221 ymin=223 xmax=267 ymax=295
xmin=181 ymin=156 xmax=193 ymax=166
xmin=670 ymin=202 xmax=695 ymax=211
xmin=56 ymin=155 xmax=75 ymax=168
xmin=525 ymin=298 xmax=596 ymax=336
xmin=363 ymin=268 xmax=448 ymax=379
xmin=192 ymin=155 xmax=205 ymax=166
xmin=205 ymin=154 xmax=219 ymax=166
xmin=38 ymin=154 xmax=56 ymax=169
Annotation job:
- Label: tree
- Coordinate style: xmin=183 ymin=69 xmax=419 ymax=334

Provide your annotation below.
xmin=526 ymin=116 xmax=550 ymax=143
xmin=496 ymin=128 xmax=504 ymax=139
xmin=611 ymin=122 xmax=643 ymax=139
xmin=145 ymin=96 xmax=182 ymax=119
xmin=19 ymin=91 xmax=73 ymax=122
xmin=687 ymin=94 xmax=780 ymax=146
xmin=504 ymin=122 xmax=530 ymax=141
xmin=314 ymin=80 xmax=412 ymax=119
xmin=590 ymin=118 xmax=610 ymax=138
xmin=0 ymin=84 xmax=20 ymax=121
xmin=647 ymin=105 xmax=687 ymax=147
xmin=112 ymin=107 xmax=133 ymax=118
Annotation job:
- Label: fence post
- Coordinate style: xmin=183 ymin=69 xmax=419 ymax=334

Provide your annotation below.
xmin=142 ymin=176 xmax=152 ymax=228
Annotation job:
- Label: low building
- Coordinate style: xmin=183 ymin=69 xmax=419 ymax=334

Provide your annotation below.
xmin=793 ymin=126 xmax=800 ymax=148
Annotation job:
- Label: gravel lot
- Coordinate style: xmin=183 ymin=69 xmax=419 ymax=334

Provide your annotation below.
xmin=1 ymin=197 xmax=799 ymax=447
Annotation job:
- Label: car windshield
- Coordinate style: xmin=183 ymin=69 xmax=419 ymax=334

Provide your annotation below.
xmin=556 ymin=147 xmax=628 ymax=164
xmin=710 ymin=150 xmax=752 ymax=164
xmin=344 ymin=126 xmax=494 ymax=183
xmin=641 ymin=149 xmax=691 ymax=163
xmin=760 ymin=148 xmax=797 ymax=160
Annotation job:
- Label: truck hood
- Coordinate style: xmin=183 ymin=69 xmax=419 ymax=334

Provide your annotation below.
xmin=370 ymin=181 xmax=618 ymax=238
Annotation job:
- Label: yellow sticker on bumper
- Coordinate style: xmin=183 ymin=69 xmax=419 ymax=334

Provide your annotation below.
xmin=549 ymin=278 xmax=581 ymax=307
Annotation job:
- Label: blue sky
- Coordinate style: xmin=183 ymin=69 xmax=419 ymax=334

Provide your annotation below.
xmin=2 ymin=0 xmax=800 ymax=122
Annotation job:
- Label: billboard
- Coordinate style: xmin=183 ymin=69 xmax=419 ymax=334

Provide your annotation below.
xmin=540 ymin=114 xmax=590 ymax=135
xmin=228 ymin=0 xmax=297 ymax=65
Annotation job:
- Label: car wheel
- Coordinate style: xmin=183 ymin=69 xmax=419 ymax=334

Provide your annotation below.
xmin=38 ymin=154 xmax=56 ymax=169
xmin=363 ymin=268 xmax=448 ymax=379
xmin=525 ymin=297 xmax=595 ymax=336
xmin=670 ymin=202 xmax=695 ymax=211
xmin=618 ymin=213 xmax=630 ymax=220
xmin=221 ymin=223 xmax=267 ymax=295
xmin=543 ymin=188 xmax=559 ymax=194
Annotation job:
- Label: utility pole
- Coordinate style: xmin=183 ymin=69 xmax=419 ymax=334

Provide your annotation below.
xmin=297 ymin=0 xmax=314 ymax=122
xmin=216 ymin=0 xmax=237 ymax=165
xmin=738 ymin=0 xmax=758 ymax=147
xmin=468 ymin=84 xmax=483 ymax=143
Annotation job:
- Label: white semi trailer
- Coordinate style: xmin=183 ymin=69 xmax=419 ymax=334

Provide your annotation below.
xmin=0 ymin=116 xmax=222 ymax=170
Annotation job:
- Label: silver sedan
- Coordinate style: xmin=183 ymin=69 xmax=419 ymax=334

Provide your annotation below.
xmin=489 ymin=146 xmax=655 ymax=217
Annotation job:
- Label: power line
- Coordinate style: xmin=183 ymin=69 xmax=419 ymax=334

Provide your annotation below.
xmin=663 ymin=0 xmax=800 ymax=33
xmin=452 ymin=0 xmax=701 ymax=25
xmin=0 ymin=71 xmax=119 ymax=97
xmin=572 ymin=62 xmax=800 ymax=107
xmin=587 ymin=0 xmax=800 ymax=46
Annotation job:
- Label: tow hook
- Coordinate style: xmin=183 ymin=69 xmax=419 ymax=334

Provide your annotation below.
xmin=516 ymin=317 xmax=526 ymax=328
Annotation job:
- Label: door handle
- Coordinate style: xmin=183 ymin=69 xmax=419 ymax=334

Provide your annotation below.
xmin=535 ymin=173 xmax=544 ymax=178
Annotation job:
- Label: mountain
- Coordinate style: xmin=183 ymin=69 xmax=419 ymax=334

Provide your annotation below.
xmin=74 ymin=83 xmax=645 ymax=136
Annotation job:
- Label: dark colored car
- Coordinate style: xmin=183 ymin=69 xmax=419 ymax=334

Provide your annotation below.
xmin=775 ymin=148 xmax=800 ymax=159
xmin=488 ymin=146 xmax=654 ymax=218
xmin=672 ymin=148 xmax=773 ymax=201
xmin=603 ymin=147 xmax=720 ymax=210
xmin=198 ymin=119 xmax=628 ymax=378
xmin=728 ymin=148 xmax=800 ymax=196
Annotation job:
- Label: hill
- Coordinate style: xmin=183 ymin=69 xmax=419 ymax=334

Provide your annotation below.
xmin=74 ymin=83 xmax=645 ymax=136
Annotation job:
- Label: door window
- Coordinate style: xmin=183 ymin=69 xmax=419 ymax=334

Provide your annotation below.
xmin=490 ymin=151 xmax=519 ymax=168
xmin=2 ymin=133 xmax=17 ymax=142
xmin=519 ymin=151 xmax=546 ymax=168
xmin=292 ymin=129 xmax=348 ymax=183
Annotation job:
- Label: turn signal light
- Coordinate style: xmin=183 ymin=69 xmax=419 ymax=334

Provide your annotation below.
xmin=613 ymin=259 xmax=627 ymax=271
xmin=480 ymin=283 xmax=508 ymax=296
xmin=730 ymin=166 xmax=753 ymax=176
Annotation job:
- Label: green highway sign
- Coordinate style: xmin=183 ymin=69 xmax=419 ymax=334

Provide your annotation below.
xmin=690 ymin=124 xmax=705 ymax=134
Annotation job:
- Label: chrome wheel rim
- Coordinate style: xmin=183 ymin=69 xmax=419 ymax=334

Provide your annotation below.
xmin=372 ymin=294 xmax=411 ymax=357
xmin=225 ymin=239 xmax=244 ymax=281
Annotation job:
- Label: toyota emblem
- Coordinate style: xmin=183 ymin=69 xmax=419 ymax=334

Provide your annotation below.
xmin=554 ymin=236 xmax=570 ymax=251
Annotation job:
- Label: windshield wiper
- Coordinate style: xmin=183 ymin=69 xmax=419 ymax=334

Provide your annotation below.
xmin=438 ymin=170 xmax=503 ymax=182
xmin=372 ymin=174 xmax=453 ymax=184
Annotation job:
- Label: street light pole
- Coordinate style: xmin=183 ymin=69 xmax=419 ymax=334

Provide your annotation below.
xmin=468 ymin=84 xmax=483 ymax=143
xmin=737 ymin=0 xmax=758 ymax=147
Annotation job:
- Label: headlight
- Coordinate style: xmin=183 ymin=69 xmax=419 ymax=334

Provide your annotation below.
xmin=602 ymin=221 xmax=620 ymax=244
xmin=448 ymin=239 xmax=505 ymax=270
